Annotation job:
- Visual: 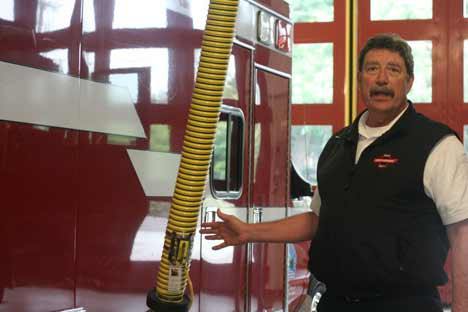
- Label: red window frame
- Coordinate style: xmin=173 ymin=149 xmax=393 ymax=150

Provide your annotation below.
xmin=357 ymin=0 xmax=468 ymax=305
xmin=292 ymin=2 xmax=349 ymax=132
xmin=357 ymin=0 xmax=453 ymax=131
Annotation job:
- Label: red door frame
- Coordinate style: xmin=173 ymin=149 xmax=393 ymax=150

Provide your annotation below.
xmin=357 ymin=0 xmax=450 ymax=123
xmin=292 ymin=1 xmax=349 ymax=131
xmin=447 ymin=0 xmax=468 ymax=137
xmin=357 ymin=0 xmax=468 ymax=305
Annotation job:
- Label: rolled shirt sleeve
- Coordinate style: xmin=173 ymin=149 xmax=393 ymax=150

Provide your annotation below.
xmin=424 ymin=135 xmax=468 ymax=225
xmin=310 ymin=187 xmax=321 ymax=216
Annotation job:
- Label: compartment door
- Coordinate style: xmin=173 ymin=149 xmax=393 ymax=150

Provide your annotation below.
xmin=248 ymin=67 xmax=290 ymax=312
xmin=199 ymin=44 xmax=252 ymax=312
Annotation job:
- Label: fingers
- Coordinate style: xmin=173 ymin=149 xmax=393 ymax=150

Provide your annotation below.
xmin=199 ymin=225 xmax=220 ymax=235
xmin=200 ymin=227 xmax=230 ymax=248
xmin=200 ymin=221 xmax=217 ymax=228
xmin=204 ymin=234 xmax=221 ymax=240
xmin=212 ymin=242 xmax=228 ymax=250
xmin=216 ymin=208 xmax=229 ymax=221
xmin=201 ymin=209 xmax=231 ymax=225
xmin=200 ymin=210 xmax=237 ymax=251
xmin=200 ymin=221 xmax=221 ymax=235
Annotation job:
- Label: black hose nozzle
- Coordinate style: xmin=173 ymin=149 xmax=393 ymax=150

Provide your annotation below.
xmin=146 ymin=289 xmax=190 ymax=312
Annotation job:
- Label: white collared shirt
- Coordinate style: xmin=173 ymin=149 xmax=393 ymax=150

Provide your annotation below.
xmin=311 ymin=107 xmax=468 ymax=225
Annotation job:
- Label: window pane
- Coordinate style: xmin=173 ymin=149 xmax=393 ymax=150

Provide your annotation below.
xmin=107 ymin=134 xmax=136 ymax=146
xmin=150 ymin=124 xmax=171 ymax=152
xmin=212 ymin=111 xmax=244 ymax=196
xmin=109 ymin=73 xmax=139 ymax=103
xmin=371 ymin=0 xmax=432 ymax=21
xmin=113 ymin=0 xmax=167 ymax=29
xmin=40 ymin=49 xmax=69 ymax=74
xmin=407 ymin=40 xmax=432 ymax=103
xmin=290 ymin=0 xmax=333 ymax=23
xmin=36 ymin=0 xmax=75 ymax=32
xmin=213 ymin=120 xmax=227 ymax=182
xmin=464 ymin=126 xmax=468 ymax=153
xmin=292 ymin=43 xmax=333 ymax=104
xmin=229 ymin=115 xmax=243 ymax=191
xmin=224 ymin=55 xmax=239 ymax=100
xmin=192 ymin=0 xmax=209 ymax=29
xmin=0 ymin=0 xmax=14 ymax=21
xmin=83 ymin=0 xmax=96 ymax=33
xmin=291 ymin=125 xmax=333 ymax=185
xmin=465 ymin=0 xmax=468 ymax=18
xmin=110 ymin=48 xmax=168 ymax=103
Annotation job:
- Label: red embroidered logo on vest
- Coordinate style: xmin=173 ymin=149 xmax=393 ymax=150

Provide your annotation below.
xmin=373 ymin=154 xmax=399 ymax=168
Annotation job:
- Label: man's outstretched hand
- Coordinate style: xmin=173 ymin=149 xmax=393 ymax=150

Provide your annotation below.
xmin=200 ymin=209 xmax=250 ymax=250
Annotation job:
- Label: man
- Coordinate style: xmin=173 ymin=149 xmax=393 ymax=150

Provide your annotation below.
xmin=200 ymin=34 xmax=468 ymax=312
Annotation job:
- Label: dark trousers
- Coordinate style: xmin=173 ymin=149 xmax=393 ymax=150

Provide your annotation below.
xmin=317 ymin=289 xmax=443 ymax=312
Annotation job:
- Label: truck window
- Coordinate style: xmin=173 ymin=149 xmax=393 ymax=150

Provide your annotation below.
xmin=211 ymin=105 xmax=244 ymax=198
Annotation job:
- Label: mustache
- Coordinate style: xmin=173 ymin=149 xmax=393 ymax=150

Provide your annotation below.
xmin=370 ymin=87 xmax=394 ymax=97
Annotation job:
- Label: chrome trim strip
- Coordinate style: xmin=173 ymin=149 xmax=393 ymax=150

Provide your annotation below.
xmin=248 ymin=206 xmax=287 ymax=223
xmin=245 ymin=0 xmax=291 ymax=22
xmin=284 ymin=202 xmax=290 ymax=312
xmin=210 ymin=104 xmax=246 ymax=200
xmin=233 ymin=38 xmax=255 ymax=51
xmin=255 ymin=63 xmax=292 ymax=79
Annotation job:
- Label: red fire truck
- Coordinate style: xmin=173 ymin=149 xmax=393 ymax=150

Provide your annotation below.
xmin=0 ymin=0 xmax=314 ymax=311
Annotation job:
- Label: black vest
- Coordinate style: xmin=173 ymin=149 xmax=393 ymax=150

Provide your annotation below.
xmin=308 ymin=104 xmax=456 ymax=295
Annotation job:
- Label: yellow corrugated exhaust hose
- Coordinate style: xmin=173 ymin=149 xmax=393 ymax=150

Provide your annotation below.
xmin=146 ymin=0 xmax=240 ymax=311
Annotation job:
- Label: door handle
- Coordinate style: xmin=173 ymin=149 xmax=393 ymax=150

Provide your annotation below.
xmin=252 ymin=206 xmax=263 ymax=223
xmin=204 ymin=207 xmax=218 ymax=223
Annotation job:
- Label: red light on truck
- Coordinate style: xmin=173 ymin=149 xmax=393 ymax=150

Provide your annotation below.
xmin=275 ymin=19 xmax=291 ymax=53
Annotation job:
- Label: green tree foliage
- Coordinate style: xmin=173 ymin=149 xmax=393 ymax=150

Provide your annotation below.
xmin=290 ymin=0 xmax=334 ymax=23
xmin=150 ymin=124 xmax=171 ymax=152
xmin=289 ymin=0 xmax=437 ymax=183
xmin=292 ymin=43 xmax=333 ymax=104
xmin=213 ymin=121 xmax=227 ymax=180
xmin=407 ymin=41 xmax=432 ymax=103
xmin=371 ymin=0 xmax=432 ymax=20
xmin=291 ymin=125 xmax=332 ymax=184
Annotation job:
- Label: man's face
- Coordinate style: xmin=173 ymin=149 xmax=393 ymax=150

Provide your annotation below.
xmin=358 ymin=48 xmax=414 ymax=118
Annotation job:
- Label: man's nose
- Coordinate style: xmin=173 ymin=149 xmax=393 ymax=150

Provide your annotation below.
xmin=376 ymin=69 xmax=389 ymax=85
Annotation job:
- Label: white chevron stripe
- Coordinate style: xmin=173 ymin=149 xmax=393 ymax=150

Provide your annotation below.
xmin=0 ymin=61 xmax=146 ymax=138
xmin=127 ymin=150 xmax=180 ymax=197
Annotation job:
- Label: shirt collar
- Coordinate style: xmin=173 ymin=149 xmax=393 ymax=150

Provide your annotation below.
xmin=342 ymin=100 xmax=415 ymax=143
xmin=358 ymin=103 xmax=409 ymax=139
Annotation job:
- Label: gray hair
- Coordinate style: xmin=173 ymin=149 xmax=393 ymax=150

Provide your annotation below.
xmin=358 ymin=33 xmax=414 ymax=78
